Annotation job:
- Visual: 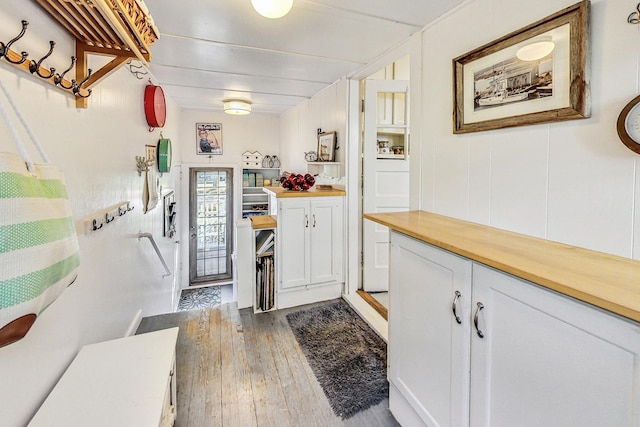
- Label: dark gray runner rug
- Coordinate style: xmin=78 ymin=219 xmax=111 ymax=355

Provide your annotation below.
xmin=286 ymin=299 xmax=388 ymax=419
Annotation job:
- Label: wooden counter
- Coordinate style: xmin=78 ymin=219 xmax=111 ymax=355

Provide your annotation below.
xmin=249 ymin=215 xmax=277 ymax=230
xmin=264 ymin=186 xmax=346 ymax=198
xmin=364 ymin=210 xmax=640 ymax=323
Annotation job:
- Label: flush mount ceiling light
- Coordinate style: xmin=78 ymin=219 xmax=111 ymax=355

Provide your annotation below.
xmin=224 ymin=100 xmax=252 ymax=115
xmin=251 ymin=0 xmax=293 ymax=19
xmin=516 ymin=36 xmax=555 ymax=61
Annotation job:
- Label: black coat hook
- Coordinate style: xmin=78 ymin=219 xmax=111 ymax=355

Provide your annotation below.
xmin=29 ymin=41 xmax=56 ymax=79
xmin=0 ymin=20 xmax=29 ymax=64
xmin=54 ymin=56 xmax=76 ymax=89
xmin=630 ymin=3 xmax=640 ymax=24
xmin=73 ymin=68 xmax=93 ymax=98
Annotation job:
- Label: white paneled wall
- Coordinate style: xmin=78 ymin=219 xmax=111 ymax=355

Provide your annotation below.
xmin=419 ymin=0 xmax=640 ymax=258
xmin=173 ymin=110 xmax=280 ymax=290
xmin=280 ymin=80 xmax=348 ymax=177
xmin=0 ymin=3 xmax=181 ymax=426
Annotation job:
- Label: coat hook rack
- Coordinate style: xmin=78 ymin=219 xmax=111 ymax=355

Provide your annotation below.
xmin=0 ymin=19 xmax=91 ymax=99
xmin=136 ymin=155 xmax=154 ymax=176
xmin=81 ymin=201 xmax=134 ymax=234
xmin=629 ymin=3 xmax=640 ymax=24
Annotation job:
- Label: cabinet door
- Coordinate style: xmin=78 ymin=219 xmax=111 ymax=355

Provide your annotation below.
xmin=389 ymin=231 xmax=472 ymax=427
xmin=309 ymin=198 xmax=343 ymax=285
xmin=278 ymin=200 xmax=310 ymax=289
xmin=470 ymin=264 xmax=640 ymax=427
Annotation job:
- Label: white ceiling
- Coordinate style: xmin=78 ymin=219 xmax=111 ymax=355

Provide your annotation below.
xmin=146 ymin=0 xmax=465 ymax=115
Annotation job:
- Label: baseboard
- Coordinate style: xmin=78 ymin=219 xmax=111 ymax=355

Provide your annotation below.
xmin=125 ymin=309 xmax=143 ymax=337
xmin=277 ymin=282 xmax=342 ymax=309
xmin=342 ymin=292 xmax=388 ymax=342
xmin=389 ymin=382 xmax=427 ymax=427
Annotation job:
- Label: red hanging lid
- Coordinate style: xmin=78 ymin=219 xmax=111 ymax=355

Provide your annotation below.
xmin=144 ymin=84 xmax=166 ymax=129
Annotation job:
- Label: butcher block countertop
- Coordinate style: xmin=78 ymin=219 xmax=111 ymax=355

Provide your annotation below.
xmin=264 ymin=186 xmax=346 ymax=198
xmin=364 ymin=210 xmax=640 ymax=323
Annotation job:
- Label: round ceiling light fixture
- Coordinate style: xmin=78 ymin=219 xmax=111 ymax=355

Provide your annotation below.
xmin=251 ymin=0 xmax=293 ymax=19
xmin=223 ymin=100 xmax=252 ymax=115
xmin=516 ymin=36 xmax=555 ymax=61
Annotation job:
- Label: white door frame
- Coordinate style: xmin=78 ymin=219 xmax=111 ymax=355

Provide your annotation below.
xmin=344 ymin=33 xmax=423 ymax=297
xmin=178 ymin=163 xmax=240 ymax=291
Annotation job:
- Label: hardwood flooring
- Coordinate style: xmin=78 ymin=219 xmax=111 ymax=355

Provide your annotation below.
xmin=137 ymin=299 xmax=400 ymax=427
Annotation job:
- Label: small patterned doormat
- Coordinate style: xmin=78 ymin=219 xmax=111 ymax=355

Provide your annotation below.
xmin=178 ymin=286 xmax=222 ymax=311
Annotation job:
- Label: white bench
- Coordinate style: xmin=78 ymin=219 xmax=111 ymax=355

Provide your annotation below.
xmin=28 ymin=327 xmax=179 ymax=427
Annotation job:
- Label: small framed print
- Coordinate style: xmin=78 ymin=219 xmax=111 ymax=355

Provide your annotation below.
xmin=145 ymin=144 xmax=157 ymax=167
xmin=196 ymin=123 xmax=223 ymax=155
xmin=317 ymin=131 xmax=336 ymax=162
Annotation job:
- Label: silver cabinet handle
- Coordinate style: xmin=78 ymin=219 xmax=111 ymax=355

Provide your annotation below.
xmin=312 ymin=214 xmax=316 ymax=227
xmin=474 ymin=302 xmax=485 ymax=338
xmin=452 ymin=290 xmax=462 ymax=324
xmin=305 ymin=214 xmax=309 ymax=228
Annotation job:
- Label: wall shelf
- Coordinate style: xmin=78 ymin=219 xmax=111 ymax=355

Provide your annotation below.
xmin=34 ymin=0 xmax=159 ymax=108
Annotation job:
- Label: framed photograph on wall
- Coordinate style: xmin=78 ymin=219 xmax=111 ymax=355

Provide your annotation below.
xmin=317 ymin=131 xmax=336 ymax=162
xmin=452 ymin=0 xmax=590 ymax=133
xmin=196 ymin=123 xmax=223 ymax=155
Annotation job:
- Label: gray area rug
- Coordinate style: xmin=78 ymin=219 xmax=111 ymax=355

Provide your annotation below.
xmin=286 ymin=299 xmax=388 ymax=419
xmin=178 ymin=286 xmax=221 ymax=311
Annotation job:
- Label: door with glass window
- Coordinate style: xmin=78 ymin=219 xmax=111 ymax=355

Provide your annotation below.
xmin=189 ymin=168 xmax=233 ymax=284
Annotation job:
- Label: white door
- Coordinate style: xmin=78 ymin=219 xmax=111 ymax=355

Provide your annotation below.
xmin=189 ymin=168 xmax=233 ymax=284
xmin=363 ymin=79 xmax=410 ymax=292
xmin=470 ymin=264 xmax=640 ymax=427
xmin=389 ymin=232 xmax=472 ymax=427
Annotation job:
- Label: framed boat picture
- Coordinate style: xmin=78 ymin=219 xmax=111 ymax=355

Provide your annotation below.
xmin=452 ymin=0 xmax=590 ymax=133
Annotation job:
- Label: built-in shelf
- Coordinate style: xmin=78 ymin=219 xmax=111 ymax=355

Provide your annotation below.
xmin=307 ymin=162 xmax=341 ymax=178
xmin=242 ymin=168 xmax=280 ymax=218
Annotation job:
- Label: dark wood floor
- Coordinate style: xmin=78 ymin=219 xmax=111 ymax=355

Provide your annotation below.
xmin=137 ymin=299 xmax=400 ymax=427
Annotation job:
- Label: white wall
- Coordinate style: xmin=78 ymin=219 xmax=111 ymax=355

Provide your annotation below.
xmin=0 ymin=4 xmax=182 ymax=426
xmin=418 ymin=0 xmax=640 ymax=259
xmin=175 ymin=110 xmax=280 ymax=289
xmin=280 ymin=79 xmax=349 ymax=177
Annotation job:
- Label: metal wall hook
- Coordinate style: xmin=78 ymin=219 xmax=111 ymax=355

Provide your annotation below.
xmin=126 ymin=60 xmax=148 ymax=79
xmin=54 ymin=56 xmax=76 ymax=89
xmin=629 ymin=3 xmax=640 ymax=24
xmin=73 ymin=68 xmax=93 ymax=98
xmin=0 ymin=20 xmax=29 ymax=64
xmin=29 ymin=40 xmax=56 ymax=79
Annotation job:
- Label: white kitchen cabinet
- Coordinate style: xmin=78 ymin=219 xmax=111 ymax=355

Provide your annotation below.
xmin=470 ymin=264 xmax=640 ymax=427
xmin=389 ymin=230 xmax=640 ymax=427
xmin=389 ymin=232 xmax=471 ymax=427
xmin=277 ymin=196 xmax=343 ymax=291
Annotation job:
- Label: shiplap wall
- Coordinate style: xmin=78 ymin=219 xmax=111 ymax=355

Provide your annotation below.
xmin=419 ymin=0 xmax=640 ymax=259
xmin=0 ymin=4 xmax=182 ymax=426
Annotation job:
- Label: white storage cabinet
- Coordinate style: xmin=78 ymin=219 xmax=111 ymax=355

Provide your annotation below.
xmin=389 ymin=231 xmax=640 ymax=427
xmin=277 ymin=196 xmax=343 ymax=290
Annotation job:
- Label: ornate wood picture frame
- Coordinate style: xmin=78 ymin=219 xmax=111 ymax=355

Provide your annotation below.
xmin=317 ymin=131 xmax=336 ymax=162
xmin=453 ymin=0 xmax=590 ymax=134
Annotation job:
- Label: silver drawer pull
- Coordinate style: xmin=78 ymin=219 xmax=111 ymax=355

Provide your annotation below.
xmin=452 ymin=290 xmax=462 ymax=324
xmin=474 ymin=302 xmax=485 ymax=338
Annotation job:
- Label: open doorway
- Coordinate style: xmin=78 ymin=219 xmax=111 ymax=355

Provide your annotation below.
xmin=189 ymin=167 xmax=234 ymax=285
xmin=359 ymin=58 xmax=411 ymax=318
